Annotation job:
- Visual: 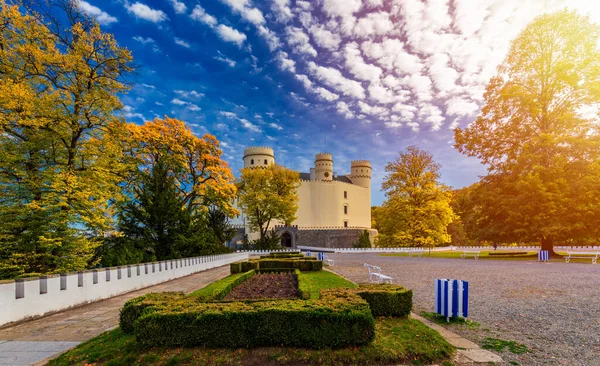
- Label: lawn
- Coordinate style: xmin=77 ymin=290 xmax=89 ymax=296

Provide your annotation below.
xmin=380 ymin=250 xmax=596 ymax=263
xmin=49 ymin=269 xmax=454 ymax=366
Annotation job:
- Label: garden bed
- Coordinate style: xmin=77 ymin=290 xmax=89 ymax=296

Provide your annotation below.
xmin=223 ymin=272 xmax=299 ymax=300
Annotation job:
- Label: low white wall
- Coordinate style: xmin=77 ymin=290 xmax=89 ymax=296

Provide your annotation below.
xmin=0 ymin=252 xmax=248 ymax=327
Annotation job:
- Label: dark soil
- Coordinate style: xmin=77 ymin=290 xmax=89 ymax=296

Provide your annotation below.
xmin=224 ymin=273 xmax=300 ymax=300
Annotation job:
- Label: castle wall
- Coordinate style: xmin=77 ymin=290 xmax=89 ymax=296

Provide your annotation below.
xmin=295 ymin=180 xmax=371 ymax=228
xmin=291 ymin=228 xmax=377 ymax=248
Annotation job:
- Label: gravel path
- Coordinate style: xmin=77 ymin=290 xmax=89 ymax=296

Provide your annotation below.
xmin=328 ymin=253 xmax=600 ymax=366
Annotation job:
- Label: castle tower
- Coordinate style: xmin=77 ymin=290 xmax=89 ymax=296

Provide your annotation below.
xmin=350 ymin=160 xmax=371 ymax=189
xmin=314 ymin=153 xmax=333 ymax=181
xmin=243 ymin=147 xmax=275 ymax=168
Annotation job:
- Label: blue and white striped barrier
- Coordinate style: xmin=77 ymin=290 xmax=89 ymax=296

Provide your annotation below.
xmin=317 ymin=252 xmax=325 ymax=261
xmin=305 ymin=251 xmax=311 ymax=257
xmin=538 ymin=250 xmax=549 ymax=261
xmin=435 ymin=279 xmax=469 ymax=320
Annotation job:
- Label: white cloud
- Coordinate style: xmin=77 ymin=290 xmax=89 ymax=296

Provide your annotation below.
xmin=78 ymin=1 xmax=118 ymax=25
xmin=219 ymin=0 xmax=265 ymax=26
xmin=354 ymin=12 xmax=394 ymax=37
xmin=295 ymin=74 xmax=313 ymax=90
xmin=171 ymin=98 xmax=188 ymax=106
xmin=336 ymin=101 xmax=354 ymax=119
xmin=286 ymin=27 xmax=317 ymax=57
xmin=186 ymin=103 xmax=201 ymax=112
xmin=190 ymin=5 xmax=217 ymax=26
xmin=168 ymin=0 xmax=187 ymax=14
xmin=418 ymin=103 xmax=444 ymax=131
xmin=445 ymin=97 xmax=480 ymax=117
xmin=270 ymin=122 xmax=284 ymax=130
xmin=344 ymin=42 xmax=382 ymax=82
xmin=216 ymin=25 xmax=247 ymax=46
xmin=309 ymin=25 xmax=341 ymax=50
xmin=214 ymin=54 xmax=236 ymax=67
xmin=257 ymin=25 xmax=281 ymax=50
xmin=126 ymin=2 xmax=168 ymax=23
xmin=141 ymin=83 xmax=155 ymax=89
xmin=307 ymin=61 xmax=365 ymax=99
xmin=276 ymin=51 xmax=296 ymax=73
xmin=132 ymin=36 xmax=154 ymax=44
xmin=174 ymin=37 xmax=191 ymax=48
xmin=219 ymin=111 xmax=237 ymax=118
xmin=272 ymin=0 xmax=293 ymax=22
xmin=174 ymin=90 xmax=204 ymax=98
xmin=239 ymin=118 xmax=262 ymax=132
xmin=314 ymin=87 xmax=339 ymax=101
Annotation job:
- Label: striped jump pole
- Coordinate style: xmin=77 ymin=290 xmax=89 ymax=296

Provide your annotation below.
xmin=434 ymin=279 xmax=469 ymax=321
xmin=538 ymin=250 xmax=549 ymax=262
xmin=317 ymin=252 xmax=325 ymax=261
xmin=306 ymin=250 xmax=312 ymax=257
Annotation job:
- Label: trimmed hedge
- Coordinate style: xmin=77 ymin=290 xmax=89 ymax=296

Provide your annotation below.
xmin=355 ymin=284 xmax=413 ymax=317
xmin=260 ymin=252 xmax=304 ymax=259
xmin=121 ymin=289 xmax=374 ymax=349
xmin=120 ymin=292 xmax=184 ymax=333
xmin=230 ymin=258 xmax=322 ymax=274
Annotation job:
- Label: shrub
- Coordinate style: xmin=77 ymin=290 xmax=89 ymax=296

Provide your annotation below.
xmin=231 ymin=258 xmax=321 ymax=273
xmin=355 ymin=284 xmax=413 ymax=317
xmin=259 ymin=253 xmax=304 ymax=259
xmin=120 ymin=292 xmax=184 ymax=333
xmin=125 ymin=289 xmax=375 ymax=349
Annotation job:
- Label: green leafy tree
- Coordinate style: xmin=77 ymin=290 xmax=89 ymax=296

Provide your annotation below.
xmin=237 ymin=164 xmax=300 ymax=246
xmin=376 ymin=146 xmax=456 ymax=248
xmin=354 ymin=230 xmax=371 ymax=248
xmin=454 ymin=10 xmax=600 ymax=253
xmin=206 ymin=206 xmax=236 ymax=245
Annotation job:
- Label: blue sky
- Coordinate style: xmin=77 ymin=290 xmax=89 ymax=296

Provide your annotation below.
xmin=77 ymin=0 xmax=598 ymax=205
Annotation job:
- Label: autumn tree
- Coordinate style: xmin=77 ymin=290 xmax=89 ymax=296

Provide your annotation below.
xmin=237 ymin=164 xmax=300 ymax=247
xmin=376 ymin=146 xmax=456 ymax=248
xmin=113 ymin=117 xmax=238 ymax=262
xmin=0 ymin=1 xmax=133 ymax=277
xmin=455 ymin=10 xmax=600 ymax=253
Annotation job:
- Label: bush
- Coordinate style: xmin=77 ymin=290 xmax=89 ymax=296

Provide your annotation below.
xmin=355 ymin=284 xmax=413 ymax=317
xmin=120 ymin=292 xmax=184 ymax=333
xmin=122 ymin=289 xmax=374 ymax=349
xmin=259 ymin=253 xmax=304 ymax=259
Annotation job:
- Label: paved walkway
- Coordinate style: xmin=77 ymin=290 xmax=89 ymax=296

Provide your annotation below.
xmin=0 ymin=265 xmax=230 ymax=365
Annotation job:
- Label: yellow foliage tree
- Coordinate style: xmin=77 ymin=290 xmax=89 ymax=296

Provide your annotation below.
xmin=0 ymin=1 xmax=133 ymax=277
xmin=376 ymin=146 xmax=456 ymax=248
xmin=237 ymin=164 xmax=300 ymax=244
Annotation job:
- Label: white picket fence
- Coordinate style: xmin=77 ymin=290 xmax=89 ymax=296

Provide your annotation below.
xmin=0 ymin=252 xmax=249 ymax=327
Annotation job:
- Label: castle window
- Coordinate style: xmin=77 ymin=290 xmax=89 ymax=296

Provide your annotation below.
xmin=344 ymin=191 xmax=347 ymax=199
xmin=344 ymin=221 xmax=348 ymax=228
xmin=251 ymin=159 xmax=254 ymax=165
xmin=344 ymin=205 xmax=348 ymax=215
xmin=264 ymin=159 xmax=267 ymax=165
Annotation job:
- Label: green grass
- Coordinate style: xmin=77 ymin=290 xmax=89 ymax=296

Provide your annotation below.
xmin=297 ymin=270 xmax=357 ymax=299
xmin=49 ymin=317 xmax=454 ymax=366
xmin=380 ymin=250 xmax=598 ymax=263
xmin=188 ymin=272 xmax=249 ymax=299
xmin=420 ymin=311 xmax=481 ymax=330
xmin=482 ymin=337 xmax=529 ymax=354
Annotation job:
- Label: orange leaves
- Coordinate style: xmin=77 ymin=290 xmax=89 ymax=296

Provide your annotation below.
xmin=129 ymin=117 xmax=238 ymax=217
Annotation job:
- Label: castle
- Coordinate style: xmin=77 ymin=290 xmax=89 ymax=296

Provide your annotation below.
xmin=236 ymin=147 xmax=377 ymax=248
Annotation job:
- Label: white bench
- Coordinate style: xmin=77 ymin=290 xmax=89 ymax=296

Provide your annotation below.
xmin=461 ymin=250 xmax=480 ymax=259
xmin=564 ymin=251 xmax=599 ymax=264
xmin=364 ymin=263 xmax=393 ymax=284
xmin=407 ymin=249 xmax=424 ymax=257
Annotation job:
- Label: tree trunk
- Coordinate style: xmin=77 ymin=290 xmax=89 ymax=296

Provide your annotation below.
xmin=541 ymin=237 xmax=559 ymax=257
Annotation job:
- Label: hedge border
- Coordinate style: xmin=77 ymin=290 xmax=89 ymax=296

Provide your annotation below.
xmin=123 ymin=288 xmax=375 ymax=349
xmin=355 ymin=284 xmax=413 ymax=317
